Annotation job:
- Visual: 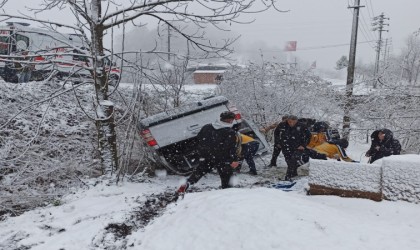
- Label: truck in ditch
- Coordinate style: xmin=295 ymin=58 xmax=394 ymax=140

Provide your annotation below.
xmin=138 ymin=96 xmax=270 ymax=175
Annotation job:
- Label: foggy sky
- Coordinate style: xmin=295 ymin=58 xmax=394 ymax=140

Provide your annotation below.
xmin=2 ymin=0 xmax=419 ymax=70
xmin=230 ymin=0 xmax=420 ymax=70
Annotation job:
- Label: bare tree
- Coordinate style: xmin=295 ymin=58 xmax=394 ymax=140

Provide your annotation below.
xmin=342 ymin=30 xmax=420 ymax=153
xmin=0 ymin=0 xmax=280 ymax=175
xmin=220 ymin=59 xmax=341 ymax=129
xmin=335 ymin=55 xmax=349 ymax=70
xmin=400 ymin=32 xmax=420 ymax=85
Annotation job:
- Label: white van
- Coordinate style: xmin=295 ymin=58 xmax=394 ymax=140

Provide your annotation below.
xmin=0 ymin=22 xmax=120 ymax=83
xmin=138 ymin=96 xmax=270 ymax=175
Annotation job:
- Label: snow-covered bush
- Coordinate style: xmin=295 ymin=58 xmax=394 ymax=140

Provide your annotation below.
xmin=219 ymin=61 xmax=342 ymax=128
xmin=352 ymin=86 xmax=420 ymax=153
xmin=0 ymin=81 xmax=150 ymax=214
xmin=0 ymin=81 xmax=96 ymax=214
xmin=220 ymin=60 xmax=420 ymax=154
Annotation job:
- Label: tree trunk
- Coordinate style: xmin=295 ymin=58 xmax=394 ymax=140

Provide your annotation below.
xmin=96 ymin=101 xmax=119 ymax=174
xmin=91 ymin=0 xmax=119 ymax=174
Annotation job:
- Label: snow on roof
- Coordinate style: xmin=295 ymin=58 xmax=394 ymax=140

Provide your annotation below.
xmin=139 ymin=96 xmax=229 ymax=128
xmin=193 ymin=70 xmax=225 ymax=74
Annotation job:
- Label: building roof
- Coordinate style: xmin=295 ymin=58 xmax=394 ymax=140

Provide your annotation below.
xmin=193 ymin=70 xmax=225 ymax=74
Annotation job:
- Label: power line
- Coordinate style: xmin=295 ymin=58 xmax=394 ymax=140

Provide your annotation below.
xmin=360 ymin=10 xmax=377 ymax=41
xmin=359 ymin=12 xmax=378 ymax=49
xmin=297 ymin=40 xmax=375 ymax=50
xmin=347 ymin=5 xmax=376 ymax=50
xmin=372 ymin=12 xmax=390 ymax=88
xmin=365 ymin=0 xmax=374 ymax=22
xmin=368 ymin=0 xmax=376 ymax=19
xmin=236 ymin=40 xmax=376 ymax=53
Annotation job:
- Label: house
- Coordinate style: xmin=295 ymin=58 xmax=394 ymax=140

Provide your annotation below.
xmin=193 ymin=69 xmax=225 ymax=84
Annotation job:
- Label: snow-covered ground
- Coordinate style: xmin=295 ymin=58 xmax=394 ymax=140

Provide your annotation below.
xmin=119 ymin=82 xmax=219 ymax=98
xmin=2 ymin=81 xmax=419 ymax=249
xmin=137 ymin=188 xmax=420 ymax=250
xmin=1 ymin=142 xmax=419 ymax=250
xmin=324 ymin=78 xmax=375 ymax=96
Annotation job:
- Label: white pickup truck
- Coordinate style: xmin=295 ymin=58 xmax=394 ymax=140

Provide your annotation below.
xmin=138 ymin=96 xmax=270 ymax=175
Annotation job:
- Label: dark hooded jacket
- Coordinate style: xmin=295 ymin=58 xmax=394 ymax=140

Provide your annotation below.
xmin=366 ymin=129 xmax=401 ymax=163
xmin=278 ymin=121 xmax=311 ymax=154
xmin=196 ymin=120 xmax=238 ymax=163
xmin=273 ymin=121 xmax=286 ymax=145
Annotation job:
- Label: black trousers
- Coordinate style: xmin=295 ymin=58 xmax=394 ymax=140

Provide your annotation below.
xmin=307 ymin=149 xmax=328 ymax=161
xmin=243 ymin=141 xmax=260 ymax=172
xmin=187 ymin=159 xmax=233 ymax=189
xmin=270 ymin=145 xmax=282 ymax=166
xmin=283 ymin=151 xmax=300 ymax=179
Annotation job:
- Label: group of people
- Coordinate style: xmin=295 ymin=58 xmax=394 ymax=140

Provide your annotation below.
xmin=264 ymin=115 xmax=357 ymax=180
xmin=177 ymin=111 xmax=402 ymax=194
xmin=265 ymin=115 xmax=402 ymax=180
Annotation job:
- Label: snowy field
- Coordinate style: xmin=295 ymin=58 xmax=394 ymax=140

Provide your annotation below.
xmin=119 ymin=82 xmax=220 ymax=100
xmin=1 ymin=81 xmax=419 ymax=249
xmin=1 ymin=143 xmax=420 ymax=250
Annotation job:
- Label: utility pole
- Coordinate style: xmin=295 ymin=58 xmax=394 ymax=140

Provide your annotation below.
xmin=342 ymin=0 xmax=364 ymax=140
xmin=382 ymin=38 xmax=392 ymax=66
xmin=383 ymin=38 xmax=388 ymax=65
xmin=167 ymin=24 xmax=171 ymax=61
xmin=372 ymin=13 xmax=389 ymax=88
xmin=386 ymin=38 xmax=393 ymax=63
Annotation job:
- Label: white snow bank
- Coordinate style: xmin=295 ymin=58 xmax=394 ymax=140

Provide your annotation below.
xmin=132 ymin=188 xmax=420 ymax=250
xmin=309 ymin=155 xmax=420 ymax=203
xmin=382 ymin=155 xmax=420 ymax=203
xmin=309 ymin=159 xmax=381 ymax=193
xmin=2 ymin=176 xmax=420 ymax=250
xmin=0 ymin=181 xmax=169 ymax=250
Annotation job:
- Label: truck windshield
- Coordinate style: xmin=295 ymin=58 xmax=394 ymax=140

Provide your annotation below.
xmin=0 ymin=36 xmax=9 ymax=55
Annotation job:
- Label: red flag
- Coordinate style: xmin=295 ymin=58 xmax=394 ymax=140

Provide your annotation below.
xmin=310 ymin=61 xmax=316 ymax=69
xmin=284 ymin=41 xmax=297 ymax=51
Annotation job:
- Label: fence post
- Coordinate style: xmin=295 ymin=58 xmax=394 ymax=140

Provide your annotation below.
xmin=366 ymin=129 xmax=369 ymax=143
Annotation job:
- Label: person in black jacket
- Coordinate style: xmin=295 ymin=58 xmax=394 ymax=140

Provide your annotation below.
xmin=177 ymin=111 xmax=240 ymax=193
xmin=278 ymin=115 xmax=311 ymax=180
xmin=269 ymin=115 xmax=289 ymax=167
xmin=366 ymin=129 xmax=401 ymax=163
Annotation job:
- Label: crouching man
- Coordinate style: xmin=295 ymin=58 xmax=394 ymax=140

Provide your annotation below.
xmin=366 ymin=129 xmax=401 ymax=163
xmin=177 ymin=111 xmax=240 ymax=194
